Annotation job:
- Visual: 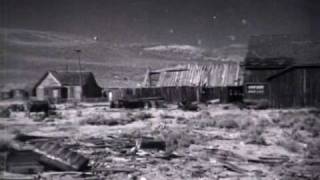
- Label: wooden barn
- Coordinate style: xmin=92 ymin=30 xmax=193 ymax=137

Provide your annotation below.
xmin=33 ymin=71 xmax=102 ymax=102
xmin=110 ymin=62 xmax=244 ymax=103
xmin=267 ymin=64 xmax=320 ymax=108
xmin=243 ymin=34 xmax=320 ymax=102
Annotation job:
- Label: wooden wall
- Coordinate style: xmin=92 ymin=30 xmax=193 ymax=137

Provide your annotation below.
xmin=108 ymin=86 xmax=243 ymax=103
xmin=244 ymin=68 xmax=282 ymax=100
xmin=244 ymin=69 xmax=281 ymax=83
xmin=268 ymin=67 xmax=320 ymax=108
xmin=82 ymin=75 xmax=102 ymax=98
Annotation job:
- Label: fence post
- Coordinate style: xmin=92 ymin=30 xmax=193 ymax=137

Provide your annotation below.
xmin=196 ymin=87 xmax=201 ymax=102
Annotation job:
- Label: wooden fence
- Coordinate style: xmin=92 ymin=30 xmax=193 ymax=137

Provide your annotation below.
xmin=106 ymin=86 xmax=243 ymax=103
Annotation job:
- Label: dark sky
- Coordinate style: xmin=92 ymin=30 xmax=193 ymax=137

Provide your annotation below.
xmin=1 ymin=0 xmax=319 ymax=47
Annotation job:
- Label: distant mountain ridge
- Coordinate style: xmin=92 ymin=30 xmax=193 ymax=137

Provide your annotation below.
xmin=0 ymin=28 xmax=246 ymax=89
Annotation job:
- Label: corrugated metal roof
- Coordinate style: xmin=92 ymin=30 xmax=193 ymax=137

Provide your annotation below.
xmin=144 ymin=62 xmax=242 ymax=87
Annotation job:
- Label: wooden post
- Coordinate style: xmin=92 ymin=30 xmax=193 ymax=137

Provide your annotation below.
xmin=196 ymin=86 xmax=201 ymax=102
xmin=303 ymin=68 xmax=307 ymax=106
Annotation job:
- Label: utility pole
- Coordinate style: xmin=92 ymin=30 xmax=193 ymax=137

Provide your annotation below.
xmin=75 ymin=49 xmax=82 ymax=101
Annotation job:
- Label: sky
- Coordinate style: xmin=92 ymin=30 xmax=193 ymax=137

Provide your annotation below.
xmin=1 ymin=0 xmax=319 ymax=48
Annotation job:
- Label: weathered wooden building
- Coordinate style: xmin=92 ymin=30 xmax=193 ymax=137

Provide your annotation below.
xmin=243 ymin=34 xmax=320 ymax=102
xmin=109 ymin=62 xmax=244 ymax=103
xmin=11 ymin=89 xmax=29 ymax=99
xmin=33 ymin=71 xmax=102 ymax=101
xmin=267 ymin=64 xmax=320 ymax=108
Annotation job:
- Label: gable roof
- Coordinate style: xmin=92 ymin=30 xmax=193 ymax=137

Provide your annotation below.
xmin=34 ymin=71 xmax=96 ymax=89
xmin=245 ymin=34 xmax=320 ymax=68
xmin=143 ymin=62 xmax=242 ymax=87
xmin=50 ymin=71 xmax=95 ymax=86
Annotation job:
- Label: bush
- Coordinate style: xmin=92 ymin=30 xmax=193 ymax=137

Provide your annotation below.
xmin=0 ymin=136 xmax=14 ymax=151
xmin=191 ymin=111 xmax=216 ymax=128
xmin=243 ymin=125 xmax=267 ymax=145
xmin=216 ymin=119 xmax=239 ymax=129
xmin=159 ymin=113 xmax=175 ymax=119
xmin=80 ymin=114 xmax=134 ymax=126
xmin=277 ymin=110 xmax=320 ymax=137
xmin=276 ymin=138 xmax=304 ymax=153
xmin=130 ymin=112 xmax=153 ymax=120
xmin=306 ymin=138 xmax=320 ymax=158
xmin=0 ymin=107 xmax=10 ymax=118
xmin=176 ymin=116 xmax=188 ymax=124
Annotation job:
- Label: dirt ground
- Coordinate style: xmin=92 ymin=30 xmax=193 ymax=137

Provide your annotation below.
xmin=1 ymin=102 xmax=320 ymax=180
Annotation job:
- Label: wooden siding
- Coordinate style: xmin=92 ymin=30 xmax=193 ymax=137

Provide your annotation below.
xmin=244 ymin=69 xmax=281 ymax=83
xmin=109 ymin=86 xmax=243 ymax=103
xmin=82 ymin=75 xmax=102 ymax=98
xmin=268 ymin=67 xmax=320 ymax=108
xmin=36 ymin=73 xmax=62 ymax=100
xmin=144 ymin=63 xmax=242 ymax=87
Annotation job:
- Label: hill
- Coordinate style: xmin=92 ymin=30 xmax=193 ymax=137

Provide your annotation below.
xmin=0 ymin=28 xmax=246 ymax=89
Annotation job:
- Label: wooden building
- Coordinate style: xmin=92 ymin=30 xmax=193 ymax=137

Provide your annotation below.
xmin=33 ymin=71 xmax=102 ymax=101
xmin=122 ymin=62 xmax=244 ymax=103
xmin=0 ymin=89 xmax=11 ymax=100
xmin=267 ymin=64 xmax=320 ymax=108
xmin=11 ymin=89 xmax=29 ymax=99
xmin=243 ymin=34 xmax=320 ymax=101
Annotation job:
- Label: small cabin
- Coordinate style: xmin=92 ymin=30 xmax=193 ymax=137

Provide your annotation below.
xmin=33 ymin=71 xmax=102 ymax=102
xmin=11 ymin=89 xmax=29 ymax=100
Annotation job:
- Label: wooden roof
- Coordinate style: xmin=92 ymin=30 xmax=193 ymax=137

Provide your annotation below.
xmin=34 ymin=71 xmax=97 ymax=90
xmin=143 ymin=62 xmax=242 ymax=87
xmin=245 ymin=34 xmax=320 ymax=68
xmin=267 ymin=64 xmax=320 ymax=80
xmin=50 ymin=71 xmax=95 ymax=86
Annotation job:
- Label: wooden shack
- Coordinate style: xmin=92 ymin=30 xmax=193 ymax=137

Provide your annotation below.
xmin=267 ymin=64 xmax=320 ymax=108
xmin=130 ymin=62 xmax=243 ymax=103
xmin=33 ymin=71 xmax=102 ymax=102
xmin=243 ymin=34 xmax=320 ymax=101
xmin=11 ymin=89 xmax=29 ymax=99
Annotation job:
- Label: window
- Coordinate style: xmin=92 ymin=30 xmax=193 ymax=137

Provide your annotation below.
xmin=44 ymin=88 xmax=49 ymax=96
xmin=247 ymin=84 xmax=265 ymax=94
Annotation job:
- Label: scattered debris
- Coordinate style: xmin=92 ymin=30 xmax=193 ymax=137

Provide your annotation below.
xmin=29 ymin=140 xmax=89 ymax=171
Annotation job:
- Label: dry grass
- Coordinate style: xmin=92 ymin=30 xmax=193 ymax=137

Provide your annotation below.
xmin=276 ymin=137 xmax=305 ymax=153
xmin=80 ymin=114 xmax=134 ymax=126
xmin=242 ymin=124 xmax=267 ymax=145
xmin=129 ymin=112 xmax=153 ymax=120
xmin=0 ymin=133 xmax=15 ymax=151
xmin=0 ymin=107 xmax=10 ymax=118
